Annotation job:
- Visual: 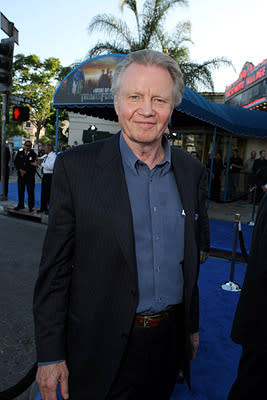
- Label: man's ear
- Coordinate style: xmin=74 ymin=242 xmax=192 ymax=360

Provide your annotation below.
xmin=114 ymin=96 xmax=119 ymax=116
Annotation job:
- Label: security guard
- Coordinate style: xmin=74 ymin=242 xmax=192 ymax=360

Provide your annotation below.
xmin=14 ymin=140 xmax=37 ymax=212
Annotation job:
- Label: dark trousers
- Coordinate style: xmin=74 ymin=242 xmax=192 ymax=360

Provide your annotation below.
xmin=228 ymin=345 xmax=267 ymax=399
xmin=107 ymin=305 xmax=184 ymax=400
xmin=211 ymin=175 xmax=221 ymax=201
xmin=40 ymin=173 xmax=52 ymax=211
xmin=17 ymin=174 xmax=35 ymax=209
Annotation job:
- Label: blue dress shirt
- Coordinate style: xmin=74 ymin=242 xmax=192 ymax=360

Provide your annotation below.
xmin=120 ymin=134 xmax=184 ymax=315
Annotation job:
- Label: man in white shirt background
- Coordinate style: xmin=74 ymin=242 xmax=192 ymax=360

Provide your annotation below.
xmin=34 ymin=144 xmax=57 ymax=214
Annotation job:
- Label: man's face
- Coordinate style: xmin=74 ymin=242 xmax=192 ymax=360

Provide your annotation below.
xmin=114 ymin=63 xmax=174 ymax=147
xmin=260 ymin=151 xmax=266 ymax=159
xmin=251 ymin=151 xmax=256 ymax=159
xmin=233 ymin=150 xmax=238 ymax=158
xmin=24 ymin=142 xmax=32 ymax=151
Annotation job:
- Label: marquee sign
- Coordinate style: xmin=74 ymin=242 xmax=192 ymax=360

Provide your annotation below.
xmin=225 ymin=59 xmax=267 ymax=104
xmin=53 ymin=54 xmax=126 ymax=106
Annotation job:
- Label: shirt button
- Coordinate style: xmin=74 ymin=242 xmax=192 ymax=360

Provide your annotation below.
xmin=155 ymin=236 xmax=159 ymax=241
xmin=153 ymin=207 xmax=157 ymax=212
xmin=156 ymin=267 xmax=160 ymax=272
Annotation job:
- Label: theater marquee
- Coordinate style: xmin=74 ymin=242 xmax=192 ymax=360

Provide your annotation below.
xmin=224 ymin=59 xmax=267 ymax=110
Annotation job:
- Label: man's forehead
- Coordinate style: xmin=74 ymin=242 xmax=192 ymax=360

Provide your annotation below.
xmin=119 ymin=63 xmax=173 ymax=95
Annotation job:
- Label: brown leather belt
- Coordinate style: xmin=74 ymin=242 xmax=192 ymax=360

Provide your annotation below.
xmin=134 ymin=308 xmax=175 ymax=328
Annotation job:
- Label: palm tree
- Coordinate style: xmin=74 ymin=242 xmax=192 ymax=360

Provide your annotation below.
xmin=88 ymin=0 xmax=232 ymax=91
xmin=88 ymin=0 xmax=189 ymax=55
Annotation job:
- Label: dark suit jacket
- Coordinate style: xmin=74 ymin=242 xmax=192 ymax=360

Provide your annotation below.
xmin=231 ymin=193 xmax=267 ymax=346
xmin=33 ymin=133 xmax=209 ymax=399
xmin=14 ymin=149 xmax=37 ymax=175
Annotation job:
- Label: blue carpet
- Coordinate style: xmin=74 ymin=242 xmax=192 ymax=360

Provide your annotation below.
xmin=209 ymin=219 xmax=253 ymax=254
xmin=171 ymin=258 xmax=246 ymax=400
xmin=2 ymin=182 xmax=41 ymax=208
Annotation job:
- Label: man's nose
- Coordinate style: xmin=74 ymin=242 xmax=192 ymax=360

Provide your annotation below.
xmin=139 ymin=99 xmax=155 ymax=116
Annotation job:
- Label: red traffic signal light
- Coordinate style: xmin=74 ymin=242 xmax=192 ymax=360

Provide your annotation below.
xmin=12 ymin=105 xmax=30 ymax=122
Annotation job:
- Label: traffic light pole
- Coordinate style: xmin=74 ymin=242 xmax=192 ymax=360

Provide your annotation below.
xmin=1 ymin=93 xmax=7 ymax=200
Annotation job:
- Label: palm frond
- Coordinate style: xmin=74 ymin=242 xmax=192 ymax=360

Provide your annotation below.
xmin=179 ymin=62 xmax=215 ymax=91
xmin=88 ymin=42 xmax=130 ymax=58
xmin=88 ymin=14 xmax=133 ymax=47
xmin=141 ymin=0 xmax=188 ymax=48
xmin=120 ymin=0 xmax=141 ymax=42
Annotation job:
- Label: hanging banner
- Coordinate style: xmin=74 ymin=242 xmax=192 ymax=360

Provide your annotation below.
xmin=53 ymin=54 xmax=126 ymax=106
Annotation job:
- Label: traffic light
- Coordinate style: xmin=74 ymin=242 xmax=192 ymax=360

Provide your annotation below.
xmin=0 ymin=37 xmax=14 ymax=93
xmin=12 ymin=105 xmax=30 ymax=123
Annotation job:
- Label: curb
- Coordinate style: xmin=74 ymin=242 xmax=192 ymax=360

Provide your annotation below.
xmin=0 ymin=203 xmax=48 ymax=225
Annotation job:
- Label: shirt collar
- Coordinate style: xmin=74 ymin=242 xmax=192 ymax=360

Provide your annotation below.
xmin=119 ymin=133 xmax=171 ymax=172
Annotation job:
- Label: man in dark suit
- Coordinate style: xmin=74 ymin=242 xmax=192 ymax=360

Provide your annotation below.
xmin=228 ymin=167 xmax=267 ymax=399
xmin=33 ymin=49 xmax=209 ymax=400
xmin=14 ymin=140 xmax=37 ymax=212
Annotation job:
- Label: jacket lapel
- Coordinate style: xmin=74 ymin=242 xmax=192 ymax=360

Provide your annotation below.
xmin=96 ymin=134 xmax=137 ymax=282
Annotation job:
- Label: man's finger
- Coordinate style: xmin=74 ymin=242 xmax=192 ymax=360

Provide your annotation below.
xmin=38 ymin=377 xmax=58 ymax=400
xmin=46 ymin=381 xmax=58 ymax=400
xmin=60 ymin=375 xmax=69 ymax=399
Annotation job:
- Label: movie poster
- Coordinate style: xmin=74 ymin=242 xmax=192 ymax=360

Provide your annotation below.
xmin=54 ymin=54 xmax=126 ymax=105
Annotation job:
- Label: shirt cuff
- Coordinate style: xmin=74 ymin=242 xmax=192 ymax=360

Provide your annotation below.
xmin=38 ymin=360 xmax=65 ymax=366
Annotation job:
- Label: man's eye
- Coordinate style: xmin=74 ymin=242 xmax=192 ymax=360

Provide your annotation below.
xmin=129 ymin=95 xmax=139 ymax=101
xmin=153 ymin=98 xmax=165 ymax=103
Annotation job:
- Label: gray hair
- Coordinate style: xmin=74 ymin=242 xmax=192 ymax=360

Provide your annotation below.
xmin=111 ymin=49 xmax=184 ymax=106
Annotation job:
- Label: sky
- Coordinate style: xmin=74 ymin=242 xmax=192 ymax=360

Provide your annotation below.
xmin=1 ymin=0 xmax=267 ymax=92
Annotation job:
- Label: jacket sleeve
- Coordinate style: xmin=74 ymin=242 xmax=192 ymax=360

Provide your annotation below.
xmin=189 ymin=166 xmax=209 ymax=333
xmin=33 ymin=154 xmax=75 ymax=362
xmin=190 ymin=283 xmax=199 ymax=333
xmin=198 ymin=166 xmax=210 ymax=252
xmin=14 ymin=151 xmax=21 ymax=170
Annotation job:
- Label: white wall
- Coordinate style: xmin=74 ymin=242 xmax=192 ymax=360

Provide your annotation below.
xmin=68 ymin=112 xmax=120 ymax=145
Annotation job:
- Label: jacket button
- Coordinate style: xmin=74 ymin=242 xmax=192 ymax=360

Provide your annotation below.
xmin=131 ymin=288 xmax=137 ymax=296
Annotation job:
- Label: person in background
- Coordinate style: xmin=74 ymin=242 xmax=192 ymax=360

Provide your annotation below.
xmin=206 ymin=151 xmax=224 ymax=201
xmin=243 ymin=150 xmax=256 ymax=200
xmin=14 ymin=140 xmax=37 ymax=212
xmin=228 ymin=149 xmax=243 ymax=200
xmin=228 ymin=166 xmax=267 ymax=400
xmin=191 ymin=150 xmax=200 ymax=160
xmin=33 ymin=49 xmax=209 ymax=400
xmin=253 ymin=150 xmax=267 ymax=203
xmin=34 ymin=144 xmax=57 ymax=214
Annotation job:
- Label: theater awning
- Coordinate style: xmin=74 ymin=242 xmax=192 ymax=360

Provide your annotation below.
xmin=54 ymin=55 xmax=267 ymax=139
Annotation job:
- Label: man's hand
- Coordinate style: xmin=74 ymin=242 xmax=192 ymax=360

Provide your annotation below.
xmin=200 ymin=250 xmax=209 ymax=264
xmin=190 ymin=332 xmax=199 ymax=360
xmin=19 ymin=169 xmax=26 ymax=177
xmin=36 ymin=361 xmax=69 ymax=400
xmin=31 ymin=160 xmax=40 ymax=166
